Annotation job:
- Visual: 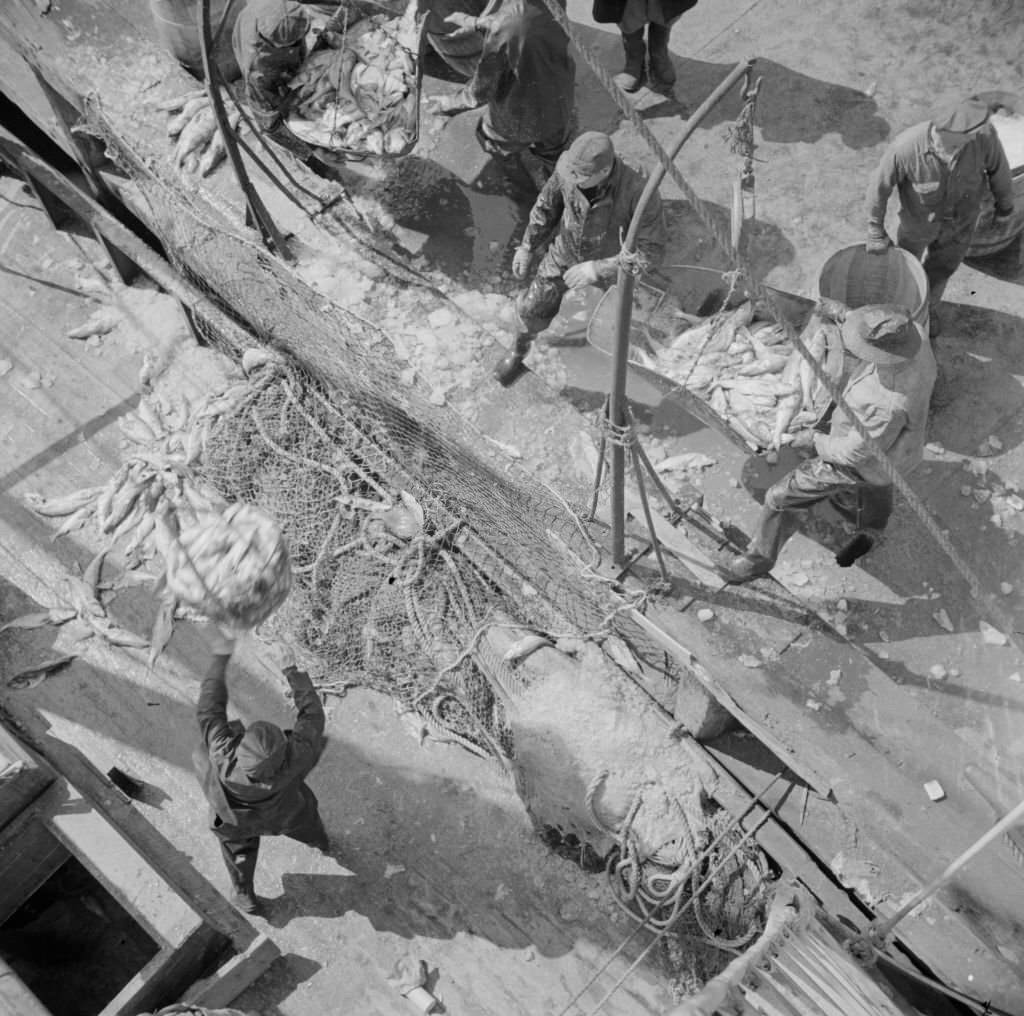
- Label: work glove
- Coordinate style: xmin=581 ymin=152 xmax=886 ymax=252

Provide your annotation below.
xmin=865 ymin=232 xmax=891 ymax=255
xmin=994 ymin=202 xmax=1016 ymax=220
xmin=563 ymin=260 xmax=600 ymax=288
xmin=512 ymin=245 xmax=533 ymax=279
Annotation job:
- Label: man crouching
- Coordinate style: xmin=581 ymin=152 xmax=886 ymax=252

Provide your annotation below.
xmin=719 ymin=304 xmax=936 ymax=583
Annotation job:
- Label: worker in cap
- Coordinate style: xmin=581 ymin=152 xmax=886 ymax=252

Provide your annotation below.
xmin=193 ymin=630 xmax=344 ymax=914
xmin=429 ymin=0 xmax=575 ymax=190
xmin=592 ymin=0 xmax=698 ymax=94
xmin=497 ymin=131 xmax=667 ymax=385
xmin=719 ymin=304 xmax=936 ymax=583
xmin=232 ymin=0 xmax=312 ymax=132
xmin=865 ymin=95 xmax=1014 ymax=337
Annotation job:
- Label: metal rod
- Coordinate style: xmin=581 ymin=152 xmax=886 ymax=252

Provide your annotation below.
xmin=608 ymin=58 xmax=754 ymax=563
xmin=199 ymin=0 xmax=292 ymax=260
xmin=588 ymin=397 xmax=610 ymax=521
xmin=610 ymin=265 xmax=634 ymax=564
xmin=628 ymin=407 xmax=689 ymax=518
xmin=872 ymin=795 xmax=1024 ymax=941
xmin=628 ymin=440 xmax=669 ymax=583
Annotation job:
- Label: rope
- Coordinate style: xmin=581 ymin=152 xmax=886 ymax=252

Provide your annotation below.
xmin=536 ymin=0 xmax=1020 ymax=651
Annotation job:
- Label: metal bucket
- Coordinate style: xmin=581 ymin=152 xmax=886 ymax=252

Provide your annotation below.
xmin=818 ymin=245 xmax=929 ymax=332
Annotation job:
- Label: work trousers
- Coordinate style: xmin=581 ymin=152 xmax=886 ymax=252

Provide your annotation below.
xmin=211 ymin=786 xmax=328 ymax=894
xmin=476 ymin=115 xmax=570 ymax=171
xmin=897 ymin=224 xmax=973 ymax=310
xmin=749 ymin=457 xmax=893 ymax=565
xmin=515 ymin=247 xmax=574 ymax=335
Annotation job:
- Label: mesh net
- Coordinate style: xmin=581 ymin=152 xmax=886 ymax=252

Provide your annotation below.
xmin=86 ymin=108 xmax=770 ymax=978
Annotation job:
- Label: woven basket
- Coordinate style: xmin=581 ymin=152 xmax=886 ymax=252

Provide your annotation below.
xmin=282 ymin=0 xmax=426 ymax=161
xmin=166 ymin=503 xmax=292 ymax=630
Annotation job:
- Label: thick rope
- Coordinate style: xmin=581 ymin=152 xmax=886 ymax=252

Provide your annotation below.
xmin=537 ymin=0 xmax=1020 ymax=650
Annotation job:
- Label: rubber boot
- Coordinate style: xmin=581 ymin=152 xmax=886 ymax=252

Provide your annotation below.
xmin=646 ymin=23 xmax=676 ymax=89
xmin=613 ymin=29 xmax=646 ymax=93
xmin=835 ymin=531 xmax=875 ymax=568
xmin=494 ymin=333 xmax=534 ymax=387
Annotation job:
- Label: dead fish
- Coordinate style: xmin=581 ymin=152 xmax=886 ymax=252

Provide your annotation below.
xmin=24 ymin=486 xmax=103 ymax=518
xmin=706 ymin=301 xmax=755 ymax=354
xmin=7 ymin=654 xmax=76 ymax=689
xmin=0 ymin=610 xmax=70 ymax=635
xmin=736 ymin=353 xmax=788 ymax=377
xmin=147 ymin=597 xmax=176 ymax=670
xmin=503 ymin=634 xmax=551 ymax=663
xmin=156 ymin=89 xmax=207 ymax=114
xmin=770 ymin=390 xmax=803 ymax=451
xmin=167 ymin=96 xmax=210 ymax=137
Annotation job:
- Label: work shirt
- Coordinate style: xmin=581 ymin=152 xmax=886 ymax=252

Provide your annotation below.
xmin=446 ymin=0 xmax=574 ymax=145
xmin=194 ymin=653 xmax=325 ymax=835
xmin=520 ymin=155 xmax=667 ymax=281
xmin=866 ymin=121 xmax=1014 ymax=246
xmin=813 ymin=338 xmax=937 ymax=487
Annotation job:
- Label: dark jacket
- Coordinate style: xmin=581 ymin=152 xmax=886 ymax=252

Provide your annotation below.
xmin=866 ymin=120 xmax=1014 ymax=247
xmin=521 ymin=153 xmax=667 ymax=281
xmin=193 ymin=652 xmax=325 ymax=835
xmin=592 ymin=0 xmax=697 ymax=26
xmin=232 ymin=0 xmax=311 ymax=128
xmin=448 ymin=0 xmax=575 ymax=145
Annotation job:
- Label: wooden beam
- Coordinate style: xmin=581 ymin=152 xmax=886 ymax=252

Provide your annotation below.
xmin=181 ymin=934 xmax=281 ymax=1008
xmin=0 ymin=702 xmax=260 ymax=952
xmin=0 ymin=955 xmax=52 ymax=1016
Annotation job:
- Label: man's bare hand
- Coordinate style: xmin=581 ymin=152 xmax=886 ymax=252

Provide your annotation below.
xmin=443 ymin=11 xmax=478 ymax=37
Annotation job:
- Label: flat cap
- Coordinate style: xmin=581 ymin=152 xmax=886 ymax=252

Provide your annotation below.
xmin=932 ymin=96 xmax=991 ymax=134
xmin=563 ymin=132 xmax=615 ymax=180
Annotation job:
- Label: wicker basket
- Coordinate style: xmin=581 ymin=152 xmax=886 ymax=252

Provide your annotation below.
xmin=282 ymin=0 xmax=426 ymax=161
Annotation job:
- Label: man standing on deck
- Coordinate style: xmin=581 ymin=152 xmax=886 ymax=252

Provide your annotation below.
xmin=193 ymin=629 xmax=345 ymax=914
xmin=718 ymin=305 xmax=936 ymax=583
xmin=430 ymin=0 xmax=576 ymax=190
xmin=865 ymin=95 xmax=1014 ymax=338
xmin=592 ymin=0 xmax=698 ymax=94
xmin=497 ymin=131 xmax=666 ymax=386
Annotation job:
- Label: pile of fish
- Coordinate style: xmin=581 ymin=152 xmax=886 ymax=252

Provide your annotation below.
xmin=21 ymin=366 xmax=266 ymax=661
xmin=634 ymin=302 xmax=846 ymax=453
xmin=285 ymin=7 xmax=419 ymax=156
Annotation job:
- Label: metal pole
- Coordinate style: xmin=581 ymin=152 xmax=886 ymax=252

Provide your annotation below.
xmin=608 ymin=58 xmax=754 ymax=563
xmin=872 ymin=796 xmax=1024 ymax=942
xmin=610 ymin=265 xmax=634 ymax=564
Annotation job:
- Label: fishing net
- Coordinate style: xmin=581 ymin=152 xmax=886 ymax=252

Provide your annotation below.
xmin=85 ymin=107 xmax=772 ymax=977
